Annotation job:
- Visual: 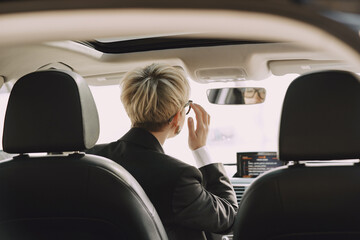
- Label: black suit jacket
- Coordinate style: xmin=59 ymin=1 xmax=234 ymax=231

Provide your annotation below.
xmin=86 ymin=128 xmax=238 ymax=240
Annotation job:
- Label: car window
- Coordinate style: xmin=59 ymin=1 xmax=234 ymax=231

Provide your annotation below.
xmin=89 ymin=73 xmax=296 ymax=167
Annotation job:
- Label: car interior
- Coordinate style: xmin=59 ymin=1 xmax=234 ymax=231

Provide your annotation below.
xmin=0 ymin=0 xmax=360 ymax=240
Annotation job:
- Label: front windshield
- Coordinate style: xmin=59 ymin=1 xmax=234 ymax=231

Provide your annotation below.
xmin=89 ymin=73 xmax=296 ymax=167
xmin=0 ymin=73 xmax=295 ymax=164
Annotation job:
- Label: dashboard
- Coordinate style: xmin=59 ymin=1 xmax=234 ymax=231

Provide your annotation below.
xmin=213 ymin=152 xmax=283 ymax=240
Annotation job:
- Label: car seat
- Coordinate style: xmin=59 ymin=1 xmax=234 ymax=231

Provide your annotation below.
xmin=1 ymin=69 xmax=168 ymax=240
xmin=233 ymin=70 xmax=360 ymax=240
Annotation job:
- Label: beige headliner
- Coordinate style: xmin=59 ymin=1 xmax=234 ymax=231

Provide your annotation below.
xmin=0 ymin=8 xmax=359 ymax=85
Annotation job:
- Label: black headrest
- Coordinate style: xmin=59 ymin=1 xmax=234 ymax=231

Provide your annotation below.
xmin=2 ymin=70 xmax=99 ymax=153
xmin=279 ymin=70 xmax=360 ymax=161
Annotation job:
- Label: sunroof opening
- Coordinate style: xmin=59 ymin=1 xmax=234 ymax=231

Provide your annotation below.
xmin=83 ymin=37 xmax=272 ymax=54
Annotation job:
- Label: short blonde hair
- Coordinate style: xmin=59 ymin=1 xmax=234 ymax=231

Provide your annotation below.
xmin=120 ymin=63 xmax=190 ymax=131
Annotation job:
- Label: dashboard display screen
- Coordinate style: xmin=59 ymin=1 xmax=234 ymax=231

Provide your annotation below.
xmin=237 ymin=152 xmax=284 ymax=178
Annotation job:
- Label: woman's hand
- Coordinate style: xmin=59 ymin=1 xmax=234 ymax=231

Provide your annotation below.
xmin=187 ymin=103 xmax=210 ymax=150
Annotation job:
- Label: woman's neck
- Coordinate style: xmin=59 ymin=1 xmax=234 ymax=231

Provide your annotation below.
xmin=149 ymin=131 xmax=167 ymax=146
xmin=150 ymin=125 xmax=175 ymax=146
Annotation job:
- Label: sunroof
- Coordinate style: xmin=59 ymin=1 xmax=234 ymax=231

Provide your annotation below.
xmin=83 ymin=37 xmax=271 ymax=54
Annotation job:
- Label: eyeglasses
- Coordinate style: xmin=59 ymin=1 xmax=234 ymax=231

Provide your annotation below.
xmin=168 ymin=100 xmax=193 ymax=122
xmin=244 ymin=88 xmax=266 ymax=99
xmin=184 ymin=100 xmax=193 ymax=115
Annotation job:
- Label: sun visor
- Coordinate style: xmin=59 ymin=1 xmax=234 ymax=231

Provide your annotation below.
xmin=196 ymin=67 xmax=247 ymax=83
xmin=269 ymin=60 xmax=355 ymax=76
xmin=84 ymin=72 xmax=126 ymax=86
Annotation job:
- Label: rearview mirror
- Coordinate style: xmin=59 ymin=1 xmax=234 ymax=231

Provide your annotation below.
xmin=206 ymin=87 xmax=266 ymax=105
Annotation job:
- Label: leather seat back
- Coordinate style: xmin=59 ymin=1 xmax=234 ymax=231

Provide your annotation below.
xmin=233 ymin=70 xmax=360 ymax=240
xmin=1 ymin=69 xmax=168 ymax=240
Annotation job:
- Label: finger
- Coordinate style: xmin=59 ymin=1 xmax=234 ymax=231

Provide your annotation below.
xmin=193 ymin=103 xmax=209 ymax=125
xmin=190 ymin=103 xmax=203 ymax=129
xmin=187 ymin=117 xmax=195 ymax=136
xmin=208 ymin=114 xmax=211 ymax=126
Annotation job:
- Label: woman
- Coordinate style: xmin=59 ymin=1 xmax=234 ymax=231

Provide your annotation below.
xmin=87 ymin=63 xmax=238 ymax=240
